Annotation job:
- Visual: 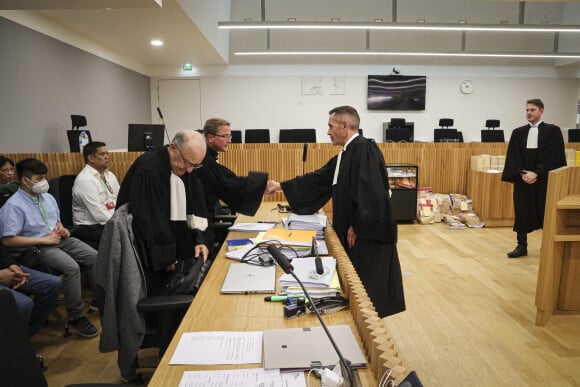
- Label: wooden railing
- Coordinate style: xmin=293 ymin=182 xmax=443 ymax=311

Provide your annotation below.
xmin=535 ymin=166 xmax=580 ymax=326
xmin=325 ymin=222 xmax=408 ymax=384
xmin=5 ymin=143 xmax=577 ymax=213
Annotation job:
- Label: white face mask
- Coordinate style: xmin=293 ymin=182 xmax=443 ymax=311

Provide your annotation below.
xmin=26 ymin=178 xmax=50 ymax=194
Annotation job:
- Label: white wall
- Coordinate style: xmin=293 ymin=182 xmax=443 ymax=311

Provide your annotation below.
xmin=0 ymin=17 xmax=151 ymax=153
xmin=151 ymin=71 xmax=579 ymax=143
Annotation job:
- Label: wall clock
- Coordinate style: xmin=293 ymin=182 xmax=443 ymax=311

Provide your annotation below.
xmin=460 ymin=80 xmax=476 ymax=94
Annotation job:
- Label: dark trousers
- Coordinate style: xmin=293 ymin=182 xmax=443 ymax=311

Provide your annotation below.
xmin=72 ymin=224 xmax=105 ymax=250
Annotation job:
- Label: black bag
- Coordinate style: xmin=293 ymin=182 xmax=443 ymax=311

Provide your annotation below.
xmin=160 ymin=256 xmax=210 ymax=296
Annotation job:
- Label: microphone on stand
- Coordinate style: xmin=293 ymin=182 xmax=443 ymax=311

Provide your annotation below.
xmin=156 ymin=107 xmax=171 ymax=144
xmin=302 ymin=143 xmax=308 ymax=176
xmin=266 ymin=244 xmax=354 ymax=386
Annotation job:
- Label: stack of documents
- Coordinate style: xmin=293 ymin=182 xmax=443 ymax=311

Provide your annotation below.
xmin=285 ymin=213 xmax=327 ymax=231
xmin=282 ymin=270 xmax=342 ymax=298
xmin=278 ymin=257 xmax=340 ymax=297
xmin=228 ymin=222 xmax=276 ymax=232
xmin=262 ymin=228 xmax=317 ymax=247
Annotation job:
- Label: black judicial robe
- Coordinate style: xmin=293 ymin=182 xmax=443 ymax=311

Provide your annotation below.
xmin=117 ymin=147 xmax=206 ymax=273
xmin=194 ymin=146 xmax=267 ymax=245
xmin=281 ymin=136 xmax=405 ymax=318
xmin=501 ymin=122 xmax=566 ymax=233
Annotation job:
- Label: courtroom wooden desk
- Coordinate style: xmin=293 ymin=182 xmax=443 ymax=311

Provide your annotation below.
xmin=148 ymin=203 xmax=407 ymax=386
xmin=466 ymin=170 xmax=514 ymax=227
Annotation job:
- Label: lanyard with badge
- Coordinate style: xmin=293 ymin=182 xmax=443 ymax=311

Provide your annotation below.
xmin=36 ymin=195 xmax=56 ymax=233
xmin=100 ymin=175 xmax=116 ymax=210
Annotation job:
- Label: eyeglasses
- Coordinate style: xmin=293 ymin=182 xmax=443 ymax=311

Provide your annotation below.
xmin=173 ymin=143 xmax=203 ymax=169
xmin=213 ymin=133 xmax=232 ymax=140
xmin=0 ymin=167 xmax=15 ymax=174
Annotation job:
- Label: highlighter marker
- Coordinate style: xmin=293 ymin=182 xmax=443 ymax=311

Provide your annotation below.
xmin=264 ymin=294 xmax=305 ymax=302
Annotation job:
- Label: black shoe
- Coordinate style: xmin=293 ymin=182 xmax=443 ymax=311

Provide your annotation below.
xmin=507 ymin=245 xmax=528 ymax=258
xmin=36 ymin=354 xmax=47 ymax=372
xmin=68 ymin=316 xmax=98 ymax=338
xmin=88 ymin=298 xmax=99 ymax=312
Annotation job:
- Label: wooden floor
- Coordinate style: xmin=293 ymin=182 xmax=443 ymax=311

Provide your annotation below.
xmin=34 ymin=224 xmax=580 ymax=386
xmin=387 ymin=225 xmax=580 ymax=387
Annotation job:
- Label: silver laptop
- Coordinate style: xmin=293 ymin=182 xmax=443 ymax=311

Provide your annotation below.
xmin=220 ymin=263 xmax=276 ymax=294
xmin=263 ymin=325 xmax=367 ymax=371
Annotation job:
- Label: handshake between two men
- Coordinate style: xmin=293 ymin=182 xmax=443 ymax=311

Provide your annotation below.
xmin=264 ymin=180 xmax=282 ymax=195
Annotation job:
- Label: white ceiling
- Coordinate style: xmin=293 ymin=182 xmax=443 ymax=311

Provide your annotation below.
xmin=1 ymin=0 xmax=580 ymax=76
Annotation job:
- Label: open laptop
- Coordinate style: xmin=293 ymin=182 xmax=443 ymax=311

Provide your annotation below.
xmin=220 ymin=263 xmax=276 ymax=294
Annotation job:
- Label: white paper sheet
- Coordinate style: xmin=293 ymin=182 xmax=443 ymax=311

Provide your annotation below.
xmin=178 ymin=368 xmax=306 ymax=387
xmin=170 ymin=331 xmax=263 ymax=365
xmin=229 ymin=222 xmax=276 ymax=232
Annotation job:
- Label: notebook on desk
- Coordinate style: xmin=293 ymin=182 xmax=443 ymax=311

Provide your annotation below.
xmin=220 ymin=263 xmax=276 ymax=294
xmin=263 ymin=325 xmax=367 ymax=371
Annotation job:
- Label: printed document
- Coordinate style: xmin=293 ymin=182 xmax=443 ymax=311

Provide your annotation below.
xmin=178 ymin=368 xmax=306 ymax=387
xmin=170 ymin=331 xmax=263 ymax=365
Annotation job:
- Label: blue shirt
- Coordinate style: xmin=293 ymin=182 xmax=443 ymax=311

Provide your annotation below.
xmin=0 ymin=188 xmax=61 ymax=238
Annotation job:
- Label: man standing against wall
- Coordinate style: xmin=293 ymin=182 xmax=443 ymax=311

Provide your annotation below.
xmin=267 ymin=106 xmax=405 ymax=318
xmin=501 ymin=99 xmax=566 ymax=258
xmin=72 ymin=141 xmax=120 ymax=250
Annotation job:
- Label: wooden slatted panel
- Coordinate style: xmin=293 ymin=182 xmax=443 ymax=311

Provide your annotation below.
xmin=5 ymin=143 xmax=577 ymax=199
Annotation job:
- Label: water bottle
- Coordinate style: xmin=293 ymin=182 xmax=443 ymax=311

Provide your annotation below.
xmin=78 ymin=129 xmax=89 ymax=151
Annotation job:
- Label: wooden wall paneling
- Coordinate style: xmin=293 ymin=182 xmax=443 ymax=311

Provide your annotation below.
xmin=5 ymin=143 xmax=575 ymax=201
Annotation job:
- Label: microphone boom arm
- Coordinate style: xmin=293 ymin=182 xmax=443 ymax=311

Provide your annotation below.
xmin=290 ymin=272 xmax=354 ymax=386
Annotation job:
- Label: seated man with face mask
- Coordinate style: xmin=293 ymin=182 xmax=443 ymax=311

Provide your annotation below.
xmin=0 ymin=158 xmax=99 ymax=338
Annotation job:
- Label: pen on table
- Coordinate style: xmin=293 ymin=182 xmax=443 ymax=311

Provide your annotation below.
xmin=264 ymin=294 xmax=305 ymax=302
xmin=258 ymin=221 xmax=279 ymax=224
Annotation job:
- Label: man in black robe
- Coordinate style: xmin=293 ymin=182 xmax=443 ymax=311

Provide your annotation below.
xmin=501 ymin=99 xmax=566 ymax=258
xmin=267 ymin=106 xmax=405 ymax=318
xmin=117 ymin=130 xmax=210 ymax=294
xmin=194 ymin=118 xmax=268 ymax=255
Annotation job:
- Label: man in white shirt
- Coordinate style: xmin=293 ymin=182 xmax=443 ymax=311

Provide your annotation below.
xmin=72 ymin=141 xmax=120 ymax=250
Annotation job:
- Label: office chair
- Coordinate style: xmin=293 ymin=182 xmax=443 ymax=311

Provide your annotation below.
xmin=244 ymin=129 xmax=270 ymax=143
xmin=384 ymin=127 xmax=412 ymax=142
xmin=230 ymin=130 xmax=242 ymax=144
xmin=279 ymin=129 xmax=316 ymax=143
xmin=434 ymin=118 xmax=459 ymax=142
xmin=439 ymin=118 xmax=454 ymax=128
xmin=481 ymin=119 xmax=505 ymax=142
xmin=389 ymin=118 xmax=406 ymax=128
xmin=568 ymin=129 xmax=580 ymax=142
xmin=207 ymin=203 xmax=237 ymax=261
xmin=97 ymin=204 xmax=194 ymax=382
xmin=67 ymin=115 xmax=93 ymax=152
xmin=48 ymin=175 xmax=76 ymax=229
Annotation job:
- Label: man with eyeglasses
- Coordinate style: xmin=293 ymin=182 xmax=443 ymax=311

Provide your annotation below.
xmin=0 ymin=156 xmax=19 ymax=207
xmin=72 ymin=141 xmax=120 ymax=251
xmin=195 ymin=118 xmax=268 ymax=257
xmin=117 ymin=130 xmax=209 ymax=295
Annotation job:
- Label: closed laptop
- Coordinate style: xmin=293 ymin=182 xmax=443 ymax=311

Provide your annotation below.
xmin=220 ymin=263 xmax=276 ymax=294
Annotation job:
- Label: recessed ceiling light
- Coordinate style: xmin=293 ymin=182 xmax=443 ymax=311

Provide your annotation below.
xmin=150 ymin=40 xmax=164 ymax=47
